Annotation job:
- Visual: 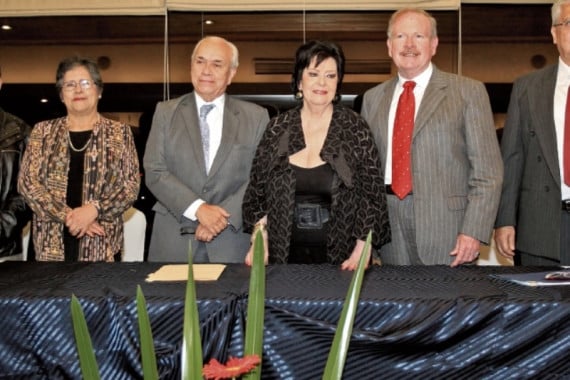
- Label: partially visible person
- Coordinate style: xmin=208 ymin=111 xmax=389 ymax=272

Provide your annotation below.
xmin=144 ymin=36 xmax=269 ymax=263
xmin=0 ymin=65 xmax=32 ymax=260
xmin=242 ymin=40 xmax=390 ymax=270
xmin=361 ymin=8 xmax=503 ymax=267
xmin=132 ymin=110 xmax=156 ymax=260
xmin=18 ymin=56 xmax=140 ymax=261
xmin=495 ymin=0 xmax=570 ymax=266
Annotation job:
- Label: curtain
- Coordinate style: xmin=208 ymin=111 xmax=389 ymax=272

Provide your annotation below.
xmin=165 ymin=0 xmax=460 ymax=11
xmin=0 ymin=0 xmax=166 ymax=16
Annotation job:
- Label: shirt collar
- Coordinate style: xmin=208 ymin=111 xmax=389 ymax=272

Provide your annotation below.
xmin=195 ymin=93 xmax=225 ymax=112
xmin=557 ymin=57 xmax=570 ymax=87
xmin=398 ymin=62 xmax=433 ymax=89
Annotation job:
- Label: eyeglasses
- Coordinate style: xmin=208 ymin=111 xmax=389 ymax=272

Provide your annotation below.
xmin=553 ymin=20 xmax=570 ymax=28
xmin=62 ymin=79 xmax=94 ymax=92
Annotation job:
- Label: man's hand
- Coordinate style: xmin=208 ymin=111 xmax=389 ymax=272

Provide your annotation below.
xmin=341 ymin=239 xmax=370 ymax=271
xmin=195 ymin=223 xmax=215 ymax=242
xmin=494 ymin=226 xmax=516 ymax=259
xmin=449 ymin=233 xmax=480 ymax=267
xmin=196 ymin=204 xmax=230 ymax=236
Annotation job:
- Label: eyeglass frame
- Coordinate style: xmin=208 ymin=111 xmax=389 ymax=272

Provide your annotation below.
xmin=553 ymin=20 xmax=570 ymax=28
xmin=61 ymin=79 xmax=95 ymax=92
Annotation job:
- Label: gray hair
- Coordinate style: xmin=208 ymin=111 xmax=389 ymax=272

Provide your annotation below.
xmin=191 ymin=36 xmax=239 ymax=69
xmin=552 ymin=0 xmax=570 ymax=25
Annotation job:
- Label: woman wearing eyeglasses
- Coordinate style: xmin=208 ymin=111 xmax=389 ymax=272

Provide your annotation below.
xmin=18 ymin=56 xmax=140 ymax=261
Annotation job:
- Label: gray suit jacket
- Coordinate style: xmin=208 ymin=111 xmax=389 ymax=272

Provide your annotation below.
xmin=361 ymin=67 xmax=503 ymax=264
xmin=495 ymin=64 xmax=562 ymax=260
xmin=144 ymin=92 xmax=269 ymax=262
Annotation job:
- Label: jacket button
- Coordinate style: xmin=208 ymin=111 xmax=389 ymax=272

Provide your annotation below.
xmin=537 ymin=156 xmax=542 ymax=162
xmin=544 ymin=186 xmax=550 ymax=192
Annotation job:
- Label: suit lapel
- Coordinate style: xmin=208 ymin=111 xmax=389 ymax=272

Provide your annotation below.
xmin=413 ymin=68 xmax=446 ymax=138
xmin=208 ymin=97 xmax=239 ymax=176
xmin=530 ymin=66 xmax=559 ymax=186
xmin=180 ymin=94 xmax=208 ymax=174
xmin=378 ymin=79 xmax=397 ymax=164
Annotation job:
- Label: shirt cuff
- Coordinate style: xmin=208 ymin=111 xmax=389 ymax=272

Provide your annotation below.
xmin=184 ymin=199 xmax=206 ymax=221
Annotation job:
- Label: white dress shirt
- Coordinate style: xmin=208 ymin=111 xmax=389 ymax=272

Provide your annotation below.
xmin=554 ymin=57 xmax=570 ymax=200
xmin=385 ymin=63 xmax=433 ymax=185
xmin=184 ymin=94 xmax=226 ymax=221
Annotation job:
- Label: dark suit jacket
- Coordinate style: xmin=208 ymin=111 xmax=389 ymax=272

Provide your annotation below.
xmin=495 ymin=64 xmax=562 ymax=260
xmin=144 ymin=92 xmax=269 ymax=262
xmin=361 ymin=67 xmax=503 ymax=264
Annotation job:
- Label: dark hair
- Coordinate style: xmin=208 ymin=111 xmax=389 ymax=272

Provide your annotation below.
xmin=55 ymin=56 xmax=103 ymax=94
xmin=291 ymin=40 xmax=345 ymax=101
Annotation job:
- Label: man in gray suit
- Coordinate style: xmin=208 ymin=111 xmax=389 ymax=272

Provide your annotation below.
xmin=495 ymin=0 xmax=570 ymax=266
xmin=144 ymin=36 xmax=269 ymax=262
xmin=361 ymin=8 xmax=503 ymax=266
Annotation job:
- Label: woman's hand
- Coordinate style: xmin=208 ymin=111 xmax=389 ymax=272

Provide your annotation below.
xmin=84 ymin=222 xmax=105 ymax=238
xmin=341 ymin=239 xmax=370 ymax=271
xmin=245 ymin=218 xmax=269 ymax=266
xmin=66 ymin=204 xmax=98 ymax=237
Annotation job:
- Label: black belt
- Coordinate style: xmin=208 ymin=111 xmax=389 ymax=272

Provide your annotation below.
xmin=295 ymin=203 xmax=330 ymax=229
xmin=562 ymin=200 xmax=570 ymax=212
xmin=385 ymin=185 xmax=412 ymax=196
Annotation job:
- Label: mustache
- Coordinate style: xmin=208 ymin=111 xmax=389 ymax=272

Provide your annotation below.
xmin=400 ymin=49 xmax=420 ymax=56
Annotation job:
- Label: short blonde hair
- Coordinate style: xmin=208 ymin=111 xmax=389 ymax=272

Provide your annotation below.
xmin=387 ymin=8 xmax=438 ymax=39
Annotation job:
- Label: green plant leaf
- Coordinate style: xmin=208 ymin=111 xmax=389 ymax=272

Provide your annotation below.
xmin=182 ymin=241 xmax=203 ymax=380
xmin=136 ymin=285 xmax=159 ymax=380
xmin=322 ymin=231 xmax=372 ymax=380
xmin=243 ymin=228 xmax=266 ymax=380
xmin=70 ymin=294 xmax=101 ymax=380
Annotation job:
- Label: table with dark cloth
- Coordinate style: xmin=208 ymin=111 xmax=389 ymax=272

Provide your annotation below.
xmin=0 ymin=262 xmax=568 ymax=379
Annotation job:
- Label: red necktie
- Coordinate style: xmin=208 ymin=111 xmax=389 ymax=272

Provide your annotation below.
xmin=564 ymin=85 xmax=570 ymax=186
xmin=392 ymin=81 xmax=416 ymax=199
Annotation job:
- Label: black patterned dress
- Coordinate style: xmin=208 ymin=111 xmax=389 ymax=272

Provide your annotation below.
xmin=243 ymin=104 xmax=391 ymax=264
xmin=288 ymin=163 xmax=333 ymax=264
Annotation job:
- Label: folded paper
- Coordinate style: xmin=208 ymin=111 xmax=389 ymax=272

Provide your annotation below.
xmin=146 ymin=264 xmax=226 ymax=282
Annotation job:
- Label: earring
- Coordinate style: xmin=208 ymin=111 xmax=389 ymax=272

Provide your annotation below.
xmin=295 ymin=91 xmax=303 ymax=100
xmin=98 ymin=95 xmax=102 ymax=99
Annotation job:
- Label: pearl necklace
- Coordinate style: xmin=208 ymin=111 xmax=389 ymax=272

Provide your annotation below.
xmin=67 ymin=130 xmax=92 ymax=152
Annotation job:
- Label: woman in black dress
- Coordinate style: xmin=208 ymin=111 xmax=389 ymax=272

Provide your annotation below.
xmin=242 ymin=41 xmax=390 ymax=269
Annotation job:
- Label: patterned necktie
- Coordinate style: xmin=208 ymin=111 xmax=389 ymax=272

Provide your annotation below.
xmin=199 ymin=103 xmax=215 ymax=173
xmin=392 ymin=80 xmax=416 ymax=199
xmin=562 ymin=87 xmax=570 ymax=186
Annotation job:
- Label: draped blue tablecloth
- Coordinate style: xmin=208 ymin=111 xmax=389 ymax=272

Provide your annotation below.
xmin=0 ymin=262 xmax=568 ymax=379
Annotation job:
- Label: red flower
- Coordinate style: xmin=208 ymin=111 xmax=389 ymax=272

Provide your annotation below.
xmin=202 ymin=355 xmax=261 ymax=380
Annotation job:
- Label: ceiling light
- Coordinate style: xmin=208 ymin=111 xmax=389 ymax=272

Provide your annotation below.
xmin=40 ymin=98 xmax=48 ymax=103
xmin=1 ymin=24 xmax=12 ymax=31
xmin=204 ymin=20 xmax=214 ymax=25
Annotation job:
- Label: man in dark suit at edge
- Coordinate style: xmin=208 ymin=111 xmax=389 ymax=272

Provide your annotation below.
xmin=495 ymin=0 xmax=570 ymax=266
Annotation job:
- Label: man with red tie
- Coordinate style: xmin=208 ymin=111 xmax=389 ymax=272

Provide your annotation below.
xmin=361 ymin=8 xmax=503 ymax=267
xmin=495 ymin=0 xmax=570 ymax=266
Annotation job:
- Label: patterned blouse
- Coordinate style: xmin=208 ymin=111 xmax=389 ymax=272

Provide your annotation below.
xmin=18 ymin=116 xmax=140 ymax=261
xmin=243 ymin=104 xmax=391 ymax=264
